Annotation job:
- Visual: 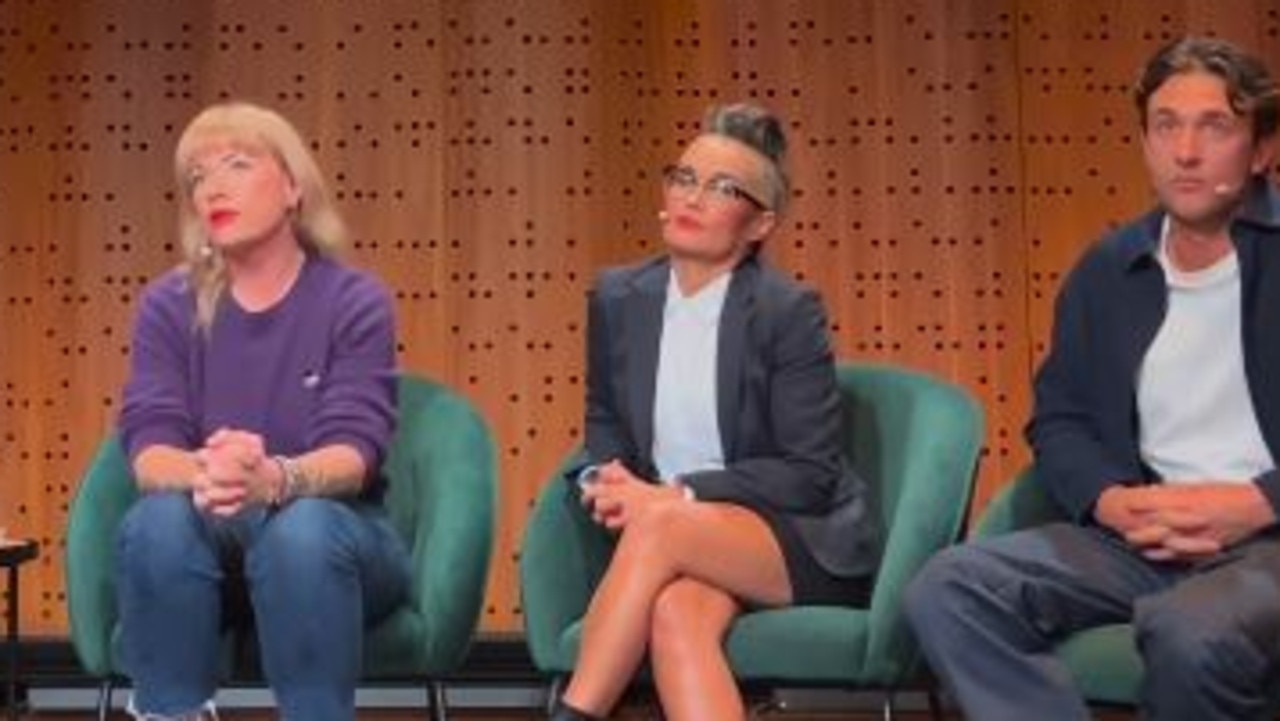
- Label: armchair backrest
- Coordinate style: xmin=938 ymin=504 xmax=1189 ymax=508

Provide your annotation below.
xmin=381 ymin=374 xmax=496 ymax=552
xmin=835 ymin=363 xmax=984 ymax=680
xmin=379 ymin=374 xmax=497 ymax=668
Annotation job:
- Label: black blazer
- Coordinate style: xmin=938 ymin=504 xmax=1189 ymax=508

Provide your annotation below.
xmin=580 ymin=251 xmax=879 ymax=578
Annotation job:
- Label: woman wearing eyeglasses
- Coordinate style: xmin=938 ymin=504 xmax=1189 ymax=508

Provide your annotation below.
xmin=552 ymin=103 xmax=880 ymax=721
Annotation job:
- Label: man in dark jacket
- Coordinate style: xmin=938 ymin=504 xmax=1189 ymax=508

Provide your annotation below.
xmin=906 ymin=36 xmax=1280 ymax=721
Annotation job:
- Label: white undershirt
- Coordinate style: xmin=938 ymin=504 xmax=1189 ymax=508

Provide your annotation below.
xmin=1136 ymin=220 xmax=1274 ymax=483
xmin=652 ymin=269 xmax=729 ymax=482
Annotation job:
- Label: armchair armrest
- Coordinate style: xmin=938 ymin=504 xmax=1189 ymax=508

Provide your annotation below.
xmin=385 ymin=376 xmax=497 ymax=672
xmin=972 ymin=466 xmax=1065 ymax=539
xmin=65 ymin=436 xmax=138 ymax=676
xmin=840 ymin=364 xmax=985 ymax=683
xmin=520 ymin=450 xmax=616 ymax=673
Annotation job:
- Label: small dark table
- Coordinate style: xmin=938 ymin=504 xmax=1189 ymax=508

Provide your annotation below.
xmin=1 ymin=540 xmax=38 ymax=721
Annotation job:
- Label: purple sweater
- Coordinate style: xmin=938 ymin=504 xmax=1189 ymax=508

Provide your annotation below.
xmin=119 ymin=254 xmax=397 ymax=495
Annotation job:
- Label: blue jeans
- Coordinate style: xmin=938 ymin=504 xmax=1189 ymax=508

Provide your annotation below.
xmin=116 ymin=492 xmax=411 ymax=721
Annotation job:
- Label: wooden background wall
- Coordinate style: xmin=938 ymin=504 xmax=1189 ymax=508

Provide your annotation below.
xmin=2 ymin=0 xmax=1278 ymax=637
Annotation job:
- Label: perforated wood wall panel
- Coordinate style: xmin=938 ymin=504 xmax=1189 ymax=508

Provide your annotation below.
xmin=2 ymin=0 xmax=1277 ymax=636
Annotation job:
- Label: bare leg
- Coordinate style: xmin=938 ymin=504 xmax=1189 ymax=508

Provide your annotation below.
xmin=650 ymin=577 xmax=743 ymax=721
xmin=561 ymin=502 xmax=791 ymax=716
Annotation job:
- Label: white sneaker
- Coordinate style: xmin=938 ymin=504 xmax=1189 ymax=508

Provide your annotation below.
xmin=126 ymin=696 xmax=220 ymax=721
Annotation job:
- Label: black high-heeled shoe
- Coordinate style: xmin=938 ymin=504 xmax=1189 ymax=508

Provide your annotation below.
xmin=549 ymin=697 xmax=604 ymax=721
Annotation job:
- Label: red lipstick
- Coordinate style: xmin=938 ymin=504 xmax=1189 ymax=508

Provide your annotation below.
xmin=208 ymin=210 xmax=238 ymax=229
xmin=673 ymin=214 xmax=704 ymax=232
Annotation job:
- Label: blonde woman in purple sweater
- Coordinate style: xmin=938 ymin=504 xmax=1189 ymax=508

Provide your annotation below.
xmin=115 ymin=102 xmax=409 ymax=721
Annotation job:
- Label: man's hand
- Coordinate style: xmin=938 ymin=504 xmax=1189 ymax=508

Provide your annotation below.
xmin=1093 ymin=485 xmax=1158 ymax=536
xmin=1094 ymin=483 xmax=1275 ymax=561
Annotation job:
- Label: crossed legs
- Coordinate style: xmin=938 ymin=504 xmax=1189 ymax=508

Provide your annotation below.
xmin=560 ymin=501 xmax=791 ymax=720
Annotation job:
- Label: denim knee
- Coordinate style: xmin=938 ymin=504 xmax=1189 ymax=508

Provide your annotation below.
xmin=1136 ymin=591 xmax=1262 ymax=685
xmin=246 ymin=499 xmax=362 ymax=598
xmin=118 ymin=492 xmax=210 ymax=576
xmin=906 ymin=545 xmax=983 ymax=626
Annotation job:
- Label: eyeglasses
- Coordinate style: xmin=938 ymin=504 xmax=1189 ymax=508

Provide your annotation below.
xmin=662 ymin=164 xmax=767 ymax=210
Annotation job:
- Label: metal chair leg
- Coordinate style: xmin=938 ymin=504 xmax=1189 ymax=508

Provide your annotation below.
xmin=927 ymin=687 xmax=945 ymax=721
xmin=97 ymin=677 xmax=114 ymax=721
xmin=428 ymin=679 xmax=447 ymax=721
xmin=881 ymin=690 xmax=897 ymax=721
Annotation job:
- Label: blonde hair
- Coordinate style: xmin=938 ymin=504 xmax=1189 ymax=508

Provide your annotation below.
xmin=174 ymin=102 xmax=347 ymax=329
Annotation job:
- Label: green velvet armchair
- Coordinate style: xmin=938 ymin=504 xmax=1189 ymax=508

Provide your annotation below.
xmin=519 ymin=362 xmax=985 ymax=718
xmin=972 ymin=466 xmax=1144 ymax=706
xmin=65 ymin=374 xmax=497 ymax=721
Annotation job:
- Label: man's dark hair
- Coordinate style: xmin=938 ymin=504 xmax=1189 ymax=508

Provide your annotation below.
xmin=1135 ymin=36 xmax=1278 ymax=140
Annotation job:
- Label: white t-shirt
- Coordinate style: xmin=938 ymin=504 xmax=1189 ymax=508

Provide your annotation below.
xmin=1137 ymin=222 xmax=1275 ymax=483
xmin=652 ymin=269 xmax=729 ymax=482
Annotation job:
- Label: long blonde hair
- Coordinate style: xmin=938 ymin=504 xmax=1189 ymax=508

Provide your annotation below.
xmin=173 ymin=102 xmax=347 ymax=329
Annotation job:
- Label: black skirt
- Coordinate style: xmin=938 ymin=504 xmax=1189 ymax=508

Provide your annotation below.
xmin=754 ymin=504 xmax=872 ymax=607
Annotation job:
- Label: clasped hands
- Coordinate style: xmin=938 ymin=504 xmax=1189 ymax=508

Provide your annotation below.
xmin=579 ymin=460 xmax=687 ymax=531
xmin=1094 ymin=482 xmax=1276 ymax=562
xmin=192 ymin=428 xmax=284 ymax=516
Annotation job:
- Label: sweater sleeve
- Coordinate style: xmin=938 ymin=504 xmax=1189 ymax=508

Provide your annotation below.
xmin=307 ymin=272 xmax=397 ymax=476
xmin=119 ymin=273 xmax=200 ymax=463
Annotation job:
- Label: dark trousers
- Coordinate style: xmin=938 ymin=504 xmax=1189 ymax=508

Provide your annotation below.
xmin=904 ymin=522 xmax=1280 ymax=721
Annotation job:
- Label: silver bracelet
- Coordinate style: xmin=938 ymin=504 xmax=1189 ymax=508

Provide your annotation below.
xmin=271 ymin=455 xmax=303 ymax=506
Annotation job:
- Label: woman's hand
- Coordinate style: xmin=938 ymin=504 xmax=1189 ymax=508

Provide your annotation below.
xmin=193 ymin=434 xmax=248 ymax=516
xmin=193 ymin=428 xmax=281 ymax=516
xmin=581 ymin=460 xmax=685 ymax=530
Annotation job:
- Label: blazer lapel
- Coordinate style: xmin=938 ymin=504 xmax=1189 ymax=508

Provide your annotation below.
xmin=624 ymin=262 xmax=668 ymax=469
xmin=717 ymin=262 xmax=756 ymax=462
